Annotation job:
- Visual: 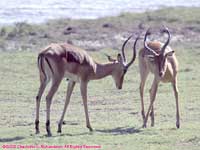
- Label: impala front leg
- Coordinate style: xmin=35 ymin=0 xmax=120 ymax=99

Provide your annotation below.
xmin=143 ymin=79 xmax=159 ymax=128
xmin=149 ymin=87 xmax=155 ymax=127
xmin=80 ymin=81 xmax=93 ymax=131
xmin=172 ymin=78 xmax=180 ymax=128
xmin=140 ymin=82 xmax=146 ymax=122
xmin=139 ymin=58 xmax=149 ymax=122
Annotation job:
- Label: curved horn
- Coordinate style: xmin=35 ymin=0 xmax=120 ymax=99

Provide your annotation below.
xmin=121 ymin=35 xmax=133 ymax=62
xmin=144 ymin=28 xmax=159 ymax=56
xmin=125 ymin=36 xmax=140 ymax=68
xmin=160 ymin=26 xmax=171 ymax=54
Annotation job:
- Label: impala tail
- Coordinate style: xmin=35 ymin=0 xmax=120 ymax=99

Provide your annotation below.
xmin=37 ymin=53 xmax=54 ymax=81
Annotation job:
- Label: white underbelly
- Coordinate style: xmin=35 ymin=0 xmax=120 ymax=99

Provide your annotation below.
xmin=64 ymin=71 xmax=80 ymax=82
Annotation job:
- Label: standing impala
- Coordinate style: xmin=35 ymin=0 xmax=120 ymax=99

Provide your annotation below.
xmin=35 ymin=36 xmax=139 ymax=136
xmin=138 ymin=27 xmax=180 ymax=128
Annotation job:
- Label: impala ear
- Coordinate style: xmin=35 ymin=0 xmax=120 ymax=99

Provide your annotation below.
xmin=166 ymin=50 xmax=174 ymax=57
xmin=117 ymin=53 xmax=123 ymax=63
xmin=106 ymin=55 xmax=116 ymax=62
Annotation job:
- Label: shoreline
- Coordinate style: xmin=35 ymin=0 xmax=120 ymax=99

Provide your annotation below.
xmin=0 ymin=6 xmax=199 ymax=26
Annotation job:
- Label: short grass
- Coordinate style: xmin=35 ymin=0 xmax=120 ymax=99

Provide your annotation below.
xmin=0 ymin=41 xmax=200 ymax=150
xmin=0 ymin=7 xmax=200 ymax=150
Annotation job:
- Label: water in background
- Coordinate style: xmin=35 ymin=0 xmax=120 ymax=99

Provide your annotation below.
xmin=0 ymin=0 xmax=200 ymax=24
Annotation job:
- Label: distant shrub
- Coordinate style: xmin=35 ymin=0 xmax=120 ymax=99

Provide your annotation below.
xmin=0 ymin=27 xmax=6 ymax=37
xmin=15 ymin=22 xmax=35 ymax=36
xmin=5 ymin=22 xmax=37 ymax=39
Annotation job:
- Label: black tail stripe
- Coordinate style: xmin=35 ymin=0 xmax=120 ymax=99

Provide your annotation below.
xmin=38 ymin=54 xmax=46 ymax=80
xmin=45 ymin=57 xmax=54 ymax=75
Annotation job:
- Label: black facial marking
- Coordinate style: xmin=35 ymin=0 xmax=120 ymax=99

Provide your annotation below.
xmin=157 ymin=53 xmax=167 ymax=75
xmin=124 ymin=68 xmax=128 ymax=74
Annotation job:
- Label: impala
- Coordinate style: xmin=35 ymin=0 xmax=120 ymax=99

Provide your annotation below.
xmin=35 ymin=36 xmax=139 ymax=136
xmin=138 ymin=27 xmax=180 ymax=128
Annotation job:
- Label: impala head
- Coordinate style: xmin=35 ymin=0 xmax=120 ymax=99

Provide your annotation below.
xmin=144 ymin=27 xmax=174 ymax=77
xmin=106 ymin=35 xmax=139 ymax=89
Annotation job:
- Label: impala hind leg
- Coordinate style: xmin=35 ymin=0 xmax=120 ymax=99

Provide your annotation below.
xmin=45 ymin=77 xmax=62 ymax=136
xmin=35 ymin=75 xmax=49 ymax=134
xmin=80 ymin=81 xmax=93 ymax=131
xmin=57 ymin=81 xmax=76 ymax=133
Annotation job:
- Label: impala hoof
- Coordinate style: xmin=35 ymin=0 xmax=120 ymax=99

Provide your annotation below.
xmin=57 ymin=123 xmax=62 ymax=133
xmin=57 ymin=127 xmax=62 ymax=133
xmin=57 ymin=128 xmax=62 ymax=133
xmin=176 ymin=123 xmax=180 ymax=129
xmin=87 ymin=126 xmax=93 ymax=132
xmin=142 ymin=124 xmax=147 ymax=128
xmin=47 ymin=132 xmax=52 ymax=137
xmin=57 ymin=129 xmax=62 ymax=133
xmin=151 ymin=122 xmax=154 ymax=127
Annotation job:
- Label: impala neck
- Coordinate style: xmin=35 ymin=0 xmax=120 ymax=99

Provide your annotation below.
xmin=92 ymin=62 xmax=116 ymax=80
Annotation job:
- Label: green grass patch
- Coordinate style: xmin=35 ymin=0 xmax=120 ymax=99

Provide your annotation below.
xmin=0 ymin=41 xmax=200 ymax=149
xmin=0 ymin=6 xmax=200 ymax=150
